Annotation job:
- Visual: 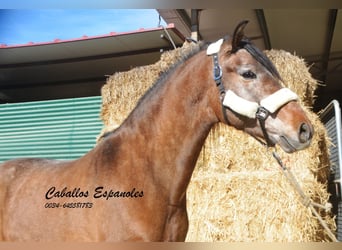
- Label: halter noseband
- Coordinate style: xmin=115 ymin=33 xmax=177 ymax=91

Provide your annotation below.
xmin=207 ymin=39 xmax=299 ymax=147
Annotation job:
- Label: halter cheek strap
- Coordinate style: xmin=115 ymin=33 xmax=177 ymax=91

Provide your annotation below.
xmin=207 ymin=39 xmax=230 ymax=124
xmin=208 ymin=39 xmax=225 ymax=97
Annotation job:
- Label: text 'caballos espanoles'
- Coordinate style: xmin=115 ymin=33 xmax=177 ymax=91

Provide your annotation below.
xmin=45 ymin=186 xmax=144 ymax=200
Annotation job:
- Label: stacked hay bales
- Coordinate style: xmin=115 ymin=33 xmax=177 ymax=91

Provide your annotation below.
xmin=99 ymin=44 xmax=336 ymax=241
xmin=186 ymin=111 xmax=334 ymax=241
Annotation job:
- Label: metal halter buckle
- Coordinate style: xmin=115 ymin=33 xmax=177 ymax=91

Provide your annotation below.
xmin=213 ymin=66 xmax=222 ymax=83
xmin=256 ymin=107 xmax=270 ymax=121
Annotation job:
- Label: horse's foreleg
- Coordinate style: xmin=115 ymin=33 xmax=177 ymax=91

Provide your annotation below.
xmin=162 ymin=198 xmax=189 ymax=241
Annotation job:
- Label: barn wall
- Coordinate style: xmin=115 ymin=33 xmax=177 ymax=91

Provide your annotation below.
xmin=0 ymin=96 xmax=103 ymax=162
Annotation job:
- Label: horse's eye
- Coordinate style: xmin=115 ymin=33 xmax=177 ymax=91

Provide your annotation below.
xmin=242 ymin=70 xmax=257 ymax=79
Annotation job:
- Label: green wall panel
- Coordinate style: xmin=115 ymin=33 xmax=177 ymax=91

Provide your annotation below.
xmin=0 ymin=96 xmax=103 ymax=162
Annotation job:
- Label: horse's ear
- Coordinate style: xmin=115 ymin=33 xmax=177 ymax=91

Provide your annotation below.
xmin=231 ymin=20 xmax=249 ymax=52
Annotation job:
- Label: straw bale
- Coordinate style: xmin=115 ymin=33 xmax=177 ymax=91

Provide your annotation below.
xmin=98 ymin=44 xmax=336 ymax=241
xmin=186 ymin=170 xmax=334 ymax=242
xmin=186 ymin=109 xmax=334 ymax=241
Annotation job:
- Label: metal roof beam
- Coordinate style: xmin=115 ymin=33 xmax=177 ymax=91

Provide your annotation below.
xmin=321 ymin=9 xmax=338 ymax=84
xmin=175 ymin=9 xmax=192 ymax=31
xmin=314 ymin=9 xmax=338 ymax=111
xmin=255 ymin=9 xmax=272 ymax=50
xmin=190 ymin=9 xmax=200 ymax=41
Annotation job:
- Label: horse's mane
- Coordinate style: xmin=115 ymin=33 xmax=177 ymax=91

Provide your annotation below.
xmin=99 ymin=42 xmax=206 ymax=140
xmin=135 ymin=42 xmax=206 ymax=107
xmin=144 ymin=42 xmax=205 ymax=97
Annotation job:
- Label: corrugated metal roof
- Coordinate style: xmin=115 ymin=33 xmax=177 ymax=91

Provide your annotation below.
xmin=0 ymin=26 xmax=174 ymax=49
xmin=0 ymin=24 xmax=185 ymax=103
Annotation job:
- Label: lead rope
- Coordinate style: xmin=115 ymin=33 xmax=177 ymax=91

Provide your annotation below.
xmin=272 ymin=151 xmax=338 ymax=242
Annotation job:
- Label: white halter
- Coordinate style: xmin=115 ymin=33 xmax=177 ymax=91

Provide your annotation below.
xmin=223 ymin=88 xmax=298 ymax=119
xmin=207 ymin=39 xmax=298 ymax=119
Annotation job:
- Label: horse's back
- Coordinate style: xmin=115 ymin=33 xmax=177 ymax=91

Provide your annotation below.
xmin=0 ymin=158 xmax=69 ymax=187
xmin=0 ymin=158 xmax=48 ymax=206
xmin=0 ymin=158 xmax=74 ymax=241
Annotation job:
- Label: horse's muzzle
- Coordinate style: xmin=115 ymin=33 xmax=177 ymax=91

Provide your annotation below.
xmin=277 ymin=122 xmax=313 ymax=153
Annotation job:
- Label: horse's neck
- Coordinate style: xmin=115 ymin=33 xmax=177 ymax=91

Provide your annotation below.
xmin=109 ymin=51 xmax=218 ymax=205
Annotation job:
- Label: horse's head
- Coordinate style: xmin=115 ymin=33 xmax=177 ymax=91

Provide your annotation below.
xmin=208 ymin=20 xmax=313 ymax=153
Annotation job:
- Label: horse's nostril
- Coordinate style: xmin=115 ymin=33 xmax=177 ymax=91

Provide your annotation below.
xmin=299 ymin=123 xmax=312 ymax=143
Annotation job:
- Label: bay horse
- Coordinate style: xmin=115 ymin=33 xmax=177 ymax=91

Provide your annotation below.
xmin=0 ymin=21 xmax=313 ymax=241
